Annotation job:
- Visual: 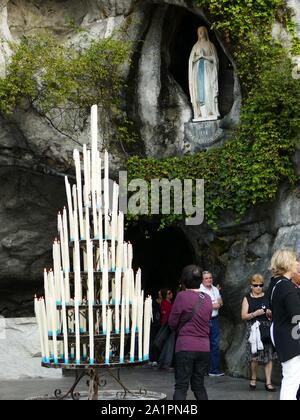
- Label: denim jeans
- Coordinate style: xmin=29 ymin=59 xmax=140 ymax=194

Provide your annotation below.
xmin=173 ymin=351 xmax=210 ymax=400
xmin=210 ymin=318 xmax=221 ymax=374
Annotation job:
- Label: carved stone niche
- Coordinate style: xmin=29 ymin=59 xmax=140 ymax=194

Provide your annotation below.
xmin=164 ymin=6 xmax=241 ymax=153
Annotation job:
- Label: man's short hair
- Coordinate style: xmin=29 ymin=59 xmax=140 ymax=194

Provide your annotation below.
xmin=202 ymin=271 xmax=212 ymax=277
xmin=181 ymin=265 xmax=202 ymax=289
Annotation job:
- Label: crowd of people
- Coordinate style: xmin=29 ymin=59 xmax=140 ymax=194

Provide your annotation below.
xmin=148 ymin=249 xmax=300 ymax=401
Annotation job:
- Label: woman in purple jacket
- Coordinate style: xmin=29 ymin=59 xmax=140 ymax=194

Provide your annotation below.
xmin=169 ymin=265 xmax=213 ymax=400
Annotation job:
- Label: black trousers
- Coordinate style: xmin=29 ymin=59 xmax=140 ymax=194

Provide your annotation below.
xmin=173 ymin=351 xmax=210 ymax=401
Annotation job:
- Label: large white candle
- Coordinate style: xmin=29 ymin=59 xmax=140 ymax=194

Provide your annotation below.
xmin=125 ymin=271 xmax=130 ymax=334
xmin=123 ymin=243 xmax=128 ymax=273
xmin=98 ymin=208 xmax=104 ymax=271
xmin=74 ymin=239 xmax=82 ymax=303
xmin=87 ymin=239 xmax=95 ymax=365
xmin=91 ymin=105 xmax=98 ymax=196
xmin=63 ymin=207 xmax=70 ymax=273
xmin=118 ymin=211 xmax=124 ymax=247
xmin=104 ymin=150 xmax=109 ymax=239
xmin=120 ymin=300 xmax=125 ymax=364
xmin=105 ymin=308 xmax=112 ymax=364
xmin=63 ymin=208 xmax=71 ymax=303
xmin=87 ymin=239 xmax=94 ymax=304
xmin=83 ymin=144 xmax=91 ymax=208
xmin=34 ymin=297 xmax=46 ymax=362
xmin=96 ymin=152 xmax=102 ymax=209
xmin=64 ymin=176 xmax=74 ymax=241
xmin=138 ymin=292 xmax=144 ymax=362
xmin=40 ymin=298 xmax=50 ymax=363
xmin=60 ymin=271 xmax=69 ymax=364
xmin=130 ymin=296 xmax=137 ymax=363
xmin=92 ymin=191 xmax=98 ymax=239
xmin=143 ymin=296 xmax=152 ymax=361
xmin=73 ymin=149 xmax=85 ymax=240
xmin=50 ymin=296 xmax=58 ymax=364
xmin=115 ymin=269 xmax=121 ymax=334
xmin=103 ymin=241 xmax=109 ymax=305
xmin=111 ymin=183 xmax=119 ymax=271
xmin=53 ymin=240 xmax=62 ymax=305
xmin=72 ymin=185 xmax=79 ymax=242
xmin=74 ymin=300 xmax=81 ymax=365
xmin=135 ymin=269 xmax=142 ymax=299
xmin=44 ymin=270 xmax=52 ymax=336
xmin=128 ymin=242 xmax=133 ymax=270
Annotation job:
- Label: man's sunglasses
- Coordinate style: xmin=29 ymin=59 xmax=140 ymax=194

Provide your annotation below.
xmin=252 ymin=284 xmax=264 ymax=288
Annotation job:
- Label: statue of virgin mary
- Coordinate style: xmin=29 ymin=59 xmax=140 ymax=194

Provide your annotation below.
xmin=189 ymin=26 xmax=220 ymax=121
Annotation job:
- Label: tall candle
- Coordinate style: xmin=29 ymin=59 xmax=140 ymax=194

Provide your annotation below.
xmin=34 ymin=297 xmax=46 ymax=362
xmin=50 ymin=296 xmax=58 ymax=364
xmin=115 ymin=269 xmax=121 ymax=334
xmin=72 ymin=185 xmax=78 ymax=239
xmin=120 ymin=300 xmax=125 ymax=364
xmin=105 ymin=308 xmax=112 ymax=364
xmin=128 ymin=243 xmax=133 ymax=270
xmin=63 ymin=207 xmax=70 ymax=273
xmin=111 ymin=183 xmax=119 ymax=271
xmin=74 ymin=239 xmax=82 ymax=303
xmin=143 ymin=297 xmax=152 ymax=361
xmin=123 ymin=243 xmax=128 ymax=273
xmin=125 ymin=271 xmax=130 ymax=334
xmin=64 ymin=176 xmax=74 ymax=241
xmin=87 ymin=239 xmax=94 ymax=304
xmin=98 ymin=208 xmax=104 ymax=270
xmin=138 ymin=292 xmax=144 ymax=362
xmin=92 ymin=191 xmax=98 ymax=239
xmin=73 ymin=149 xmax=85 ymax=240
xmin=116 ymin=243 xmax=123 ymax=273
xmin=53 ymin=240 xmax=61 ymax=305
xmin=135 ymin=269 xmax=142 ymax=299
xmin=44 ymin=270 xmax=52 ymax=335
xmin=40 ymin=298 xmax=50 ymax=363
xmin=60 ymin=271 xmax=69 ymax=364
xmin=83 ymin=144 xmax=91 ymax=208
xmin=96 ymin=152 xmax=102 ymax=209
xmin=74 ymin=300 xmax=81 ymax=365
xmin=63 ymin=208 xmax=71 ymax=303
xmin=88 ymin=299 xmax=94 ymax=365
xmin=118 ymin=211 xmax=124 ymax=246
xmin=103 ymin=241 xmax=109 ymax=304
xmin=104 ymin=150 xmax=109 ymax=239
xmin=91 ymin=105 xmax=98 ymax=196
xmin=130 ymin=296 xmax=137 ymax=363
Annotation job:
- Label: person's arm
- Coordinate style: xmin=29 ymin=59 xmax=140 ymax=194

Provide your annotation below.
xmin=241 ymin=297 xmax=265 ymax=321
xmin=168 ymin=295 xmax=183 ymax=331
xmin=283 ymin=286 xmax=300 ymax=318
xmin=216 ymin=288 xmax=223 ymax=308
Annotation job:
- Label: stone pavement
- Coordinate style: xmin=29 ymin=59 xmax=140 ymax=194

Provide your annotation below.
xmin=0 ymin=365 xmax=280 ymax=400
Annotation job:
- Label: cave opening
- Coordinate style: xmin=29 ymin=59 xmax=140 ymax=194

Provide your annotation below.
xmin=125 ymin=223 xmax=195 ymax=297
xmin=163 ymin=7 xmax=235 ymax=118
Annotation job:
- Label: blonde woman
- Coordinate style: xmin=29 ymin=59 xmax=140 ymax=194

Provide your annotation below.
xmin=241 ymin=274 xmax=277 ymax=392
xmin=270 ymin=249 xmax=300 ymax=400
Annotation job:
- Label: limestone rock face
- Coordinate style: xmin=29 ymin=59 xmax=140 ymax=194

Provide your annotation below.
xmin=183 ymin=183 xmax=300 ymax=378
xmin=0 ymin=318 xmax=61 ymax=379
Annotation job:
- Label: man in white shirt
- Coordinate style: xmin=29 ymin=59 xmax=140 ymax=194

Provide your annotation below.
xmin=200 ymin=271 xmax=224 ymax=377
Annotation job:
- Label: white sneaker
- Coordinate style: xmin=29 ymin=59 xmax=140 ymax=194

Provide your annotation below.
xmin=209 ymin=372 xmax=225 ymax=377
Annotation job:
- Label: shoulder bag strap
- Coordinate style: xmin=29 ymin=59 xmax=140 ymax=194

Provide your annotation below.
xmin=177 ymin=292 xmax=206 ymax=333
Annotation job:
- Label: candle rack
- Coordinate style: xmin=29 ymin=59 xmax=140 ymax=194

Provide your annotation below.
xmin=34 ymin=105 xmax=153 ymax=400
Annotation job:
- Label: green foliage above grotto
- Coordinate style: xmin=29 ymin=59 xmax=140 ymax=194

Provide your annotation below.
xmin=0 ymin=34 xmax=132 ymax=143
xmin=127 ymin=1 xmax=300 ymax=229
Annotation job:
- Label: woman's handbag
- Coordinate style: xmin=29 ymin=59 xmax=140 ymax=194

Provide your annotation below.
xmin=259 ymin=321 xmax=272 ymax=344
xmin=152 ymin=323 xmax=172 ymax=353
